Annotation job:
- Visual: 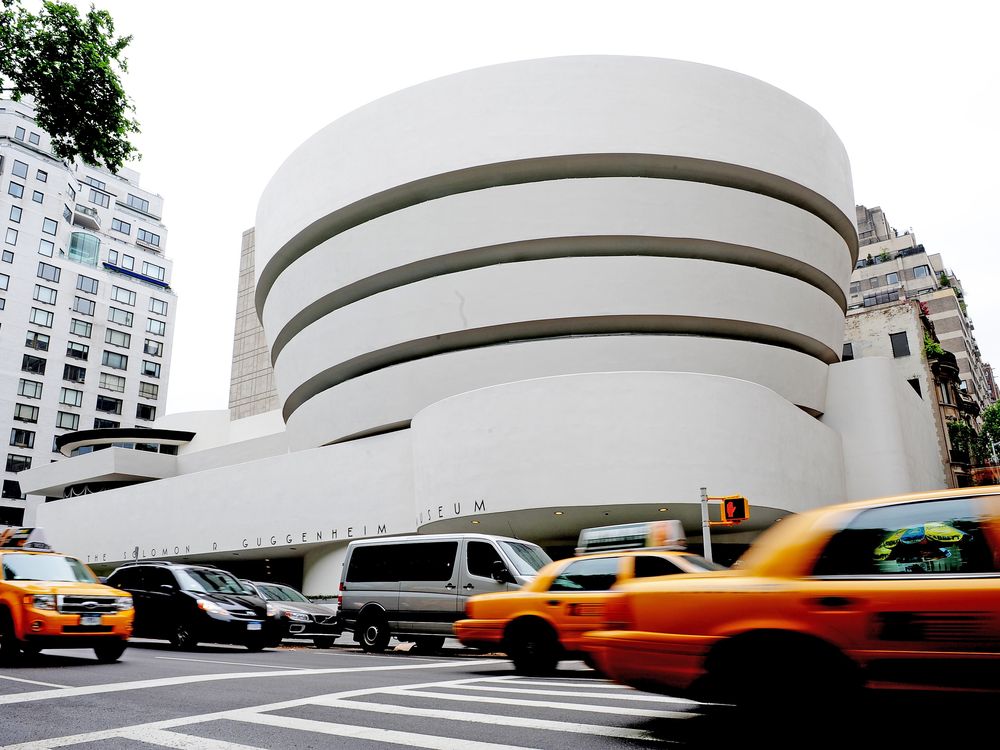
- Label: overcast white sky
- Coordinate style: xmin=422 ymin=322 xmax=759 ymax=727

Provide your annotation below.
xmin=85 ymin=0 xmax=1000 ymax=415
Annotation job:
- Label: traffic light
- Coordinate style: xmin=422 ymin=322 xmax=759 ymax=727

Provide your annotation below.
xmin=721 ymin=495 xmax=749 ymax=524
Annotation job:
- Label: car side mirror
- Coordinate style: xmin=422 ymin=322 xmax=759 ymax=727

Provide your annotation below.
xmin=491 ymin=560 xmax=515 ymax=584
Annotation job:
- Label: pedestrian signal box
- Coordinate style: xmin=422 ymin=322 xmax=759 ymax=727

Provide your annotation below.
xmin=721 ymin=495 xmax=749 ymax=524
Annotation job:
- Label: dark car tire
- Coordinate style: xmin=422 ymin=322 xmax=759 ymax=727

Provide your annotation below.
xmin=21 ymin=643 xmax=42 ymax=656
xmin=245 ymin=637 xmax=267 ymax=652
xmin=359 ymin=614 xmax=391 ymax=653
xmin=169 ymin=622 xmax=198 ymax=650
xmin=411 ymin=636 xmax=445 ymax=654
xmin=313 ymin=636 xmax=337 ymax=649
xmin=0 ymin=611 xmax=22 ymax=666
xmin=506 ymin=620 xmax=560 ymax=675
xmin=94 ymin=640 xmax=128 ymax=663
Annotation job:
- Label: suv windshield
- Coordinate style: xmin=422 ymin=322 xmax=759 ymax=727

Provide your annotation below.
xmin=176 ymin=568 xmax=250 ymax=594
xmin=258 ymin=584 xmax=310 ymax=603
xmin=499 ymin=541 xmax=553 ymax=576
xmin=2 ymin=553 xmax=96 ymax=583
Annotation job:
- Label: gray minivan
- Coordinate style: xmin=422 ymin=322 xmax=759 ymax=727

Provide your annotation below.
xmin=339 ymin=533 xmax=552 ymax=653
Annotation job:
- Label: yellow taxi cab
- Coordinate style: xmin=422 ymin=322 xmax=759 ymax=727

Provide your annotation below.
xmin=582 ymin=487 xmax=1000 ymax=706
xmin=454 ymin=520 xmax=724 ymax=673
xmin=0 ymin=527 xmax=134 ymax=664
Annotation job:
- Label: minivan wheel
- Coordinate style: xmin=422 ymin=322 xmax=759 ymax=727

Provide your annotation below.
xmin=506 ymin=621 xmax=560 ymax=675
xmin=94 ymin=640 xmax=127 ymax=663
xmin=411 ymin=636 xmax=445 ymax=654
xmin=359 ymin=616 xmax=390 ymax=653
xmin=169 ymin=623 xmax=197 ymax=650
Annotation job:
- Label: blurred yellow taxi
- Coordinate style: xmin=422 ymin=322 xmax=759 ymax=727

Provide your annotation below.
xmin=582 ymin=487 xmax=1000 ymax=705
xmin=454 ymin=521 xmax=723 ymax=673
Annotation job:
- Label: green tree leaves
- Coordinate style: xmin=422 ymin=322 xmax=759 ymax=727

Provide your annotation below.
xmin=0 ymin=0 xmax=139 ymax=171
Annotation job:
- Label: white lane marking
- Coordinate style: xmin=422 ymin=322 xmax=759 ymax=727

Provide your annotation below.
xmin=492 ymin=678 xmax=632 ymax=689
xmin=0 ymin=659 xmax=474 ymax=706
xmin=155 ymin=656 xmax=309 ymax=670
xmin=118 ymin=728 xmax=260 ymax=749
xmin=313 ymin=696 xmax=661 ymax=740
xmin=0 ymin=674 xmax=70 ymax=688
xmin=230 ymin=711 xmax=537 ymax=750
xmin=425 ymin=683 xmax=689 ymax=702
xmin=382 ymin=687 xmax=694 ymax=719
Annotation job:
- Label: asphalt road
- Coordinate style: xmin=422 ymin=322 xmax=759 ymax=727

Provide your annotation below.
xmin=2 ymin=636 xmax=995 ymax=749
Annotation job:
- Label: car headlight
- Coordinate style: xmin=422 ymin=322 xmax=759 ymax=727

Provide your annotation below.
xmin=196 ymin=598 xmax=230 ymax=617
xmin=29 ymin=594 xmax=57 ymax=610
xmin=284 ymin=611 xmax=311 ymax=623
xmin=115 ymin=596 xmax=133 ymax=611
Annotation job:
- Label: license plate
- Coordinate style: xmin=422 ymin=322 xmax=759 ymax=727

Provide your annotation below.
xmin=247 ymin=621 xmax=262 ymax=631
xmin=80 ymin=614 xmax=101 ymax=626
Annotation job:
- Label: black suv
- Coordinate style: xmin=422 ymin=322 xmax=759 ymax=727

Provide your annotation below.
xmin=106 ymin=562 xmax=277 ymax=650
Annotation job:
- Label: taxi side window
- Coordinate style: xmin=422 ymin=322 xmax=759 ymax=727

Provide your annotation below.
xmin=634 ymin=556 xmax=685 ymax=578
xmin=813 ymin=497 xmax=998 ymax=576
xmin=548 ymin=557 xmax=619 ymax=591
xmin=467 ymin=541 xmax=504 ymax=578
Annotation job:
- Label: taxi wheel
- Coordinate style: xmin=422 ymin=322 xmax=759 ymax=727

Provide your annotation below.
xmin=506 ymin=621 xmax=560 ymax=675
xmin=170 ymin=623 xmax=197 ymax=650
xmin=0 ymin=612 xmax=21 ymax=665
xmin=359 ymin=615 xmax=391 ymax=652
xmin=94 ymin=640 xmax=127 ymax=663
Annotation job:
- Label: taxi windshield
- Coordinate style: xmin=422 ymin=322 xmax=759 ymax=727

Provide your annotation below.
xmin=1 ymin=553 xmax=96 ymax=583
xmin=499 ymin=541 xmax=553 ymax=576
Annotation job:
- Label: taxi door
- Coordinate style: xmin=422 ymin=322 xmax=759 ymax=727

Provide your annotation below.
xmin=542 ymin=556 xmax=622 ymax=650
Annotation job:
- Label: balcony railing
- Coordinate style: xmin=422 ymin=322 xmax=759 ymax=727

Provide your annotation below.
xmin=72 ymin=204 xmax=101 ymax=230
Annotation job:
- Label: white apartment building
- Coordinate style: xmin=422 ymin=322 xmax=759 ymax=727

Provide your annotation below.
xmin=0 ymin=99 xmax=176 ymax=524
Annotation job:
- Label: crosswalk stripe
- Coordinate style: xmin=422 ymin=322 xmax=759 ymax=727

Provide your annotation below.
xmin=424 ymin=683 xmax=689 ymax=702
xmin=230 ymin=711 xmax=537 ymax=749
xmin=490 ymin=678 xmax=633 ymax=689
xmin=118 ymin=728 xmax=261 ymax=749
xmin=383 ymin=687 xmax=694 ymax=719
xmin=313 ymin=696 xmax=660 ymax=740
xmin=0 ymin=674 xmax=70 ymax=689
xmin=154 ymin=656 xmax=309 ymax=670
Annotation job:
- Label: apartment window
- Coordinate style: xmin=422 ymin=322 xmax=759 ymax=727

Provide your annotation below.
xmin=68 ymin=232 xmax=99 ymax=266
xmin=136 ymin=404 xmax=156 ymax=421
xmin=0 ymin=297 xmax=4 ymax=310
xmin=37 ymin=261 xmax=61 ymax=282
xmin=29 ymin=307 xmax=53 ymax=327
xmin=108 ymin=307 xmax=133 ymax=327
xmin=5 ymin=454 xmax=31 ymax=473
xmin=141 ymin=260 xmax=165 ymax=279
xmin=66 ymin=341 xmax=89 ymax=360
xmin=67 ymin=183 xmax=76 ymax=201
xmin=32 ymin=190 xmax=43 ymax=203
xmin=889 ymin=331 xmax=910 ymax=358
xmin=38 ymin=239 xmax=54 ymax=257
xmin=2 ymin=250 xmax=13 ymax=263
xmin=73 ymin=296 xmax=96 ymax=316
xmin=141 ymin=360 xmax=161 ymax=378
xmin=96 ymin=395 xmax=123 ymax=415
xmin=105 ymin=328 xmax=131 ymax=348
xmin=107 ymin=249 xmax=118 ymax=265
xmin=127 ymin=194 xmax=150 ymax=213
xmin=909 ymin=378 xmax=923 ymax=397
xmin=5 ymin=227 xmax=17 ymax=245
xmin=863 ymin=289 xmax=900 ymax=308
xmin=14 ymin=126 xmax=25 ymax=141
xmin=0 ymin=272 xmax=7 ymax=291
xmin=12 ymin=160 xmax=28 ymax=179
xmin=149 ymin=297 xmax=168 ymax=316
xmin=59 ymin=387 xmax=83 ymax=407
xmin=13 ymin=403 xmax=39 ymax=423
xmin=146 ymin=318 xmax=166 ymax=336
xmin=70 ymin=318 xmax=92 ymax=338
xmin=121 ymin=254 xmax=134 ymax=270
xmin=36 ymin=169 xmax=47 ymax=183
xmin=9 ymin=205 xmax=21 ymax=223
xmin=94 ymin=418 xmax=119 ymax=429
xmin=63 ymin=364 xmax=86 ymax=383
xmin=144 ymin=339 xmax=163 ymax=357
xmin=111 ymin=218 xmax=131 ymax=235
xmin=76 ymin=275 xmax=98 ymax=294
xmin=41 ymin=217 xmax=57 ymax=235
xmin=21 ymin=354 xmax=46 ymax=374
xmin=1 ymin=480 xmax=23 ymax=499
xmin=9 ymin=429 xmax=35 ymax=449
xmin=55 ymin=412 xmax=79 ymax=430
xmin=138 ymin=382 xmax=159 ymax=400
xmin=885 ymin=272 xmax=899 ymax=285
xmin=111 ymin=286 xmax=136 ymax=306
xmin=99 ymin=373 xmax=125 ymax=392
xmin=25 ymin=331 xmax=49 ymax=351
xmin=17 ymin=379 xmax=42 ymax=399
xmin=842 ymin=343 xmax=854 ymax=362
xmin=33 ymin=284 xmax=57 ymax=305
xmin=913 ymin=265 xmax=931 ymax=278
xmin=89 ymin=188 xmax=110 ymax=208
xmin=85 ymin=177 xmax=106 ymax=190
xmin=8 ymin=182 xmax=24 ymax=198
xmin=102 ymin=350 xmax=128 ymax=370
xmin=62 ymin=203 xmax=72 ymax=222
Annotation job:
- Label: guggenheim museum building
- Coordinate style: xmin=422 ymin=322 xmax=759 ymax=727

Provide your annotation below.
xmin=21 ymin=56 xmax=945 ymax=590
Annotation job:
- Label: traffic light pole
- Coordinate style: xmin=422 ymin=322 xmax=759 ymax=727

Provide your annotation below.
xmin=700 ymin=486 xmax=713 ymax=563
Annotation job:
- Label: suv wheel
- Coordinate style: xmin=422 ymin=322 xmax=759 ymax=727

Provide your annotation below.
xmin=359 ymin=614 xmax=391 ymax=652
xmin=506 ymin=620 xmax=560 ymax=675
xmin=170 ymin=622 xmax=197 ymax=650
xmin=94 ymin=640 xmax=127 ymax=663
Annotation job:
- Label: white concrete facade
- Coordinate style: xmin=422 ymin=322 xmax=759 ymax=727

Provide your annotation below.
xmin=22 ymin=57 xmax=946 ymax=592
